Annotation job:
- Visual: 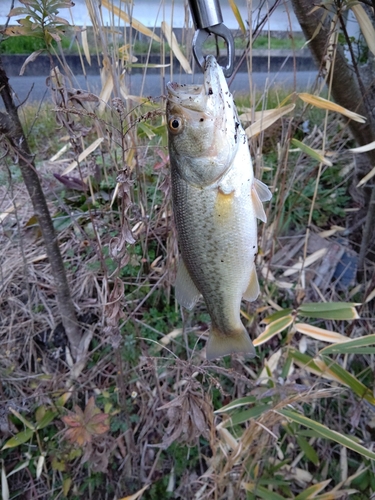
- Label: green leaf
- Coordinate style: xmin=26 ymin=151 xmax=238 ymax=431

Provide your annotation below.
xmin=1 ymin=429 xmax=34 ymax=450
xmin=242 ymin=483 xmax=288 ymax=500
xmin=320 ymin=334 xmax=375 ymax=355
xmin=262 ymin=308 xmax=293 ymax=325
xmin=215 ymin=396 xmax=257 ymax=413
xmin=228 ymin=0 xmax=246 ymax=34
xmin=320 ymin=355 xmax=375 ymax=405
xmin=291 ymin=138 xmax=332 ymax=166
xmin=296 ymin=435 xmax=319 ymax=466
xmin=224 ymin=404 xmax=270 ymax=427
xmin=297 ymin=301 xmax=359 ymax=320
xmin=294 ymin=480 xmax=331 ymax=500
xmin=36 ymin=410 xmax=57 ymax=430
xmin=279 ymin=409 xmax=375 ymax=460
xmin=254 ymin=315 xmax=294 ymax=346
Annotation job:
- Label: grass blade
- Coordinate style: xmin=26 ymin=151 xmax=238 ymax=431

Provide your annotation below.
xmin=298 ymin=93 xmax=366 ymax=123
xmin=254 ymin=315 xmax=294 ymax=346
xmin=161 ymin=21 xmax=192 ymax=74
xmin=290 ymin=139 xmax=332 ymax=166
xmin=320 ymin=334 xmax=375 ymax=355
xmin=295 ymin=323 xmax=349 ymax=343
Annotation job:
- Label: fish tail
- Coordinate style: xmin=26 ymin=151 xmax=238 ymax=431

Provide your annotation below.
xmin=205 ymin=325 xmax=256 ymax=361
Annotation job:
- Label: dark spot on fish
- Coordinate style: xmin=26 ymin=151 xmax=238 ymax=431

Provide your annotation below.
xmin=200 ymin=118 xmax=204 ymax=122
xmin=253 ymin=246 xmax=256 ymax=249
xmin=208 ymin=87 xmax=213 ymax=95
xmin=221 ymin=259 xmax=224 ymax=262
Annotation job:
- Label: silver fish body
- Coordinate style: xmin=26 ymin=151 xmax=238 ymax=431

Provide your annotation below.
xmin=166 ymin=56 xmax=271 ymax=360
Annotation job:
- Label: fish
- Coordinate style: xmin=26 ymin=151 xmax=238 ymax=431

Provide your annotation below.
xmin=166 ymin=55 xmax=272 ymax=360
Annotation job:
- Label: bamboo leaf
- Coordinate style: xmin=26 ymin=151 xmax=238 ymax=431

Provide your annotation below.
xmin=294 ymin=480 xmax=331 ymax=499
xmin=298 ymin=93 xmax=366 ymax=123
xmin=349 ymin=140 xmax=375 ymax=153
xmin=1 ymin=429 xmax=34 ymax=450
xmin=63 ymin=137 xmax=104 ymax=174
xmin=245 ymin=104 xmax=295 ymax=138
xmin=8 ymin=408 xmax=35 ymax=430
xmin=101 ymin=0 xmax=161 ymax=42
xmin=290 ymin=139 xmax=332 ymax=166
xmin=254 ymin=315 xmax=294 ymax=346
xmin=81 ymin=25 xmax=91 ymax=66
xmin=295 ymin=323 xmax=349 ymax=343
xmin=296 ymin=435 xmax=320 ymax=466
xmin=119 ymin=484 xmax=150 ymax=500
xmin=320 ymin=334 xmax=375 ymax=355
xmin=224 ymin=404 xmax=271 ymax=427
xmin=356 ymin=165 xmax=375 ymax=188
xmin=351 ymin=4 xmax=375 ymax=57
xmin=262 ymin=308 xmax=293 ymax=325
xmin=1 ymin=460 xmax=9 ymax=500
xmin=242 ymin=483 xmax=287 ymax=500
xmin=228 ymin=0 xmax=246 ymax=34
xmin=215 ymin=396 xmax=257 ymax=413
xmin=283 ymin=248 xmax=328 ymax=277
xmin=36 ymin=410 xmax=57 ymax=430
xmin=279 ymin=409 xmax=375 ymax=460
xmin=297 ymin=302 xmax=359 ymax=320
xmin=161 ymin=21 xmax=192 ymax=74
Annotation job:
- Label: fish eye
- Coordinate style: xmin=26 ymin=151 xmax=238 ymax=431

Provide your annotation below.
xmin=168 ymin=117 xmax=183 ymax=134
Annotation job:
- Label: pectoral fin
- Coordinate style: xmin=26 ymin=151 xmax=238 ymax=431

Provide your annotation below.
xmin=251 ymin=179 xmax=272 ymax=223
xmin=175 ymin=259 xmax=201 ymax=310
xmin=254 ymin=178 xmax=272 ymax=202
xmin=242 ymin=266 xmax=260 ymax=302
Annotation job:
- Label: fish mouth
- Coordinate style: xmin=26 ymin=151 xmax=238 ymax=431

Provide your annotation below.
xmin=166 ymin=56 xmax=228 ymax=112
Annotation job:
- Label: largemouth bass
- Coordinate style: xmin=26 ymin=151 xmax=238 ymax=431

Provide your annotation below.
xmin=166 ymin=55 xmax=272 ymax=360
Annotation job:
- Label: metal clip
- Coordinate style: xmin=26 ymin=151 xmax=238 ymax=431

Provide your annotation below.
xmin=188 ymin=0 xmax=235 ymax=78
xmin=192 ymin=24 xmax=235 ymax=78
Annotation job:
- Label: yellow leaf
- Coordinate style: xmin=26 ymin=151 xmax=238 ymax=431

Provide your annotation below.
xmin=254 ymin=315 xmax=294 ymax=346
xmin=101 ymin=0 xmax=161 ymax=42
xmin=161 ymin=21 xmax=192 ymax=74
xmin=356 ymin=165 xmax=375 ymax=188
xmin=298 ymin=93 xmax=366 ymax=123
xmin=81 ymin=25 xmax=91 ymax=66
xmin=228 ymin=0 xmax=246 ymax=34
xmin=349 ymin=140 xmax=375 ymax=153
xmin=119 ymin=484 xmax=150 ymax=500
xmin=351 ymin=4 xmax=375 ymax=57
xmin=283 ymin=248 xmax=328 ymax=277
xmin=245 ymin=104 xmax=295 ymax=137
xmin=295 ymin=323 xmax=349 ymax=343
xmin=63 ymin=137 xmax=104 ymax=175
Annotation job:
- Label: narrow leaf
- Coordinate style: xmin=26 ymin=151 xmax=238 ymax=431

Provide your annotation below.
xmin=36 ymin=410 xmax=57 ymax=430
xmin=245 ymin=104 xmax=295 ymax=138
xmin=279 ymin=409 xmax=375 ymax=461
xmin=119 ymin=484 xmax=150 ymax=500
xmin=228 ymin=0 xmax=246 ymax=34
xmin=291 ymin=139 xmax=332 ymax=166
xmin=283 ymin=247 xmax=328 ymax=276
xmin=298 ymin=93 xmax=366 ymax=123
xmin=2 ymin=429 xmax=34 ymax=450
xmin=262 ymin=308 xmax=293 ymax=325
xmin=101 ymin=0 xmax=161 ymax=42
xmin=242 ymin=483 xmax=287 ymax=500
xmin=81 ymin=25 xmax=91 ymax=66
xmin=349 ymin=140 xmax=375 ymax=153
xmin=320 ymin=334 xmax=375 ymax=355
xmin=63 ymin=137 xmax=104 ymax=174
xmin=215 ymin=396 xmax=257 ymax=413
xmin=296 ymin=435 xmax=320 ymax=466
xmin=294 ymin=480 xmax=331 ymax=500
xmin=224 ymin=404 xmax=271 ymax=427
xmin=298 ymin=302 xmax=359 ymax=320
xmin=1 ymin=460 xmax=9 ymax=500
xmin=8 ymin=408 xmax=35 ymax=430
xmin=254 ymin=315 xmax=294 ymax=346
xmin=161 ymin=21 xmax=192 ymax=74
xmin=295 ymin=323 xmax=349 ymax=343
xmin=357 ymin=165 xmax=375 ymax=188
xmin=351 ymin=4 xmax=375 ymax=57
xmin=19 ymin=49 xmax=44 ymax=76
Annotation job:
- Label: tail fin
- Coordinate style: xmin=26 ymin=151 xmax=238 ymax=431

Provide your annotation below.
xmin=205 ymin=325 xmax=256 ymax=361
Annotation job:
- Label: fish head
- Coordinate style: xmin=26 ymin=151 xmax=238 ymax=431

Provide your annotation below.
xmin=166 ymin=55 xmax=241 ymax=188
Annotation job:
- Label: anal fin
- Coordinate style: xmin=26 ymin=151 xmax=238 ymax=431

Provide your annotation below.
xmin=254 ymin=178 xmax=272 ymax=202
xmin=242 ymin=266 xmax=260 ymax=302
xmin=175 ymin=259 xmax=201 ymax=310
xmin=251 ymin=179 xmax=272 ymax=223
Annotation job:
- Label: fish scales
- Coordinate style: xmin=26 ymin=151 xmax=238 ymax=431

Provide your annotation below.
xmin=166 ymin=55 xmax=272 ymax=360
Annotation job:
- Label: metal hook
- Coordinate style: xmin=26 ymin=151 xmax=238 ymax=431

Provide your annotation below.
xmin=192 ymin=24 xmax=235 ymax=78
xmin=188 ymin=0 xmax=235 ymax=78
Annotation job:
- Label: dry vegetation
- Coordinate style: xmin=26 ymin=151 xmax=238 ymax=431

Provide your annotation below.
xmin=1 ymin=0 xmax=375 ymax=499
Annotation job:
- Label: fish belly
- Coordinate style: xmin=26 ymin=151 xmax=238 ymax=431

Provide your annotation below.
xmin=172 ymin=167 xmax=257 ymax=336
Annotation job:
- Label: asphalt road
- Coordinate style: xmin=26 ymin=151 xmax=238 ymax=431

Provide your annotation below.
xmin=4 ymin=71 xmax=318 ymax=107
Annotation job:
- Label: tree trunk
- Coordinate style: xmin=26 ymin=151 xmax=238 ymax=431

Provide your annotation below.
xmin=290 ymin=0 xmax=375 ymax=268
xmin=0 ymin=55 xmax=82 ymax=360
